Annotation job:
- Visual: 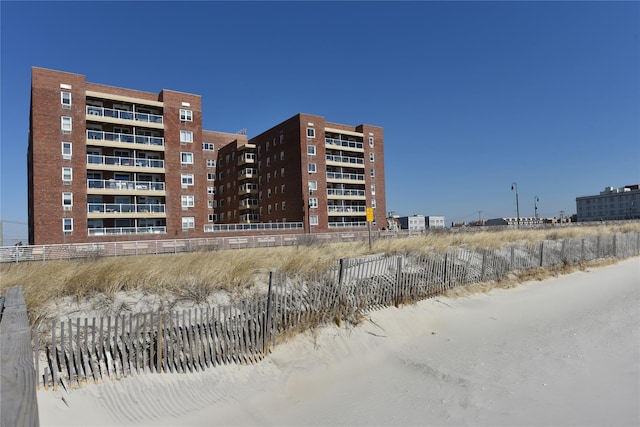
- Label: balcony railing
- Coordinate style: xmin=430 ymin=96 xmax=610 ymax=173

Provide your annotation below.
xmin=88 ymin=226 xmax=166 ymax=236
xmin=87 ymin=130 xmax=164 ymax=147
xmin=87 ymin=179 xmax=165 ymax=191
xmin=326 ymin=172 xmax=365 ymax=181
xmin=328 ymin=206 xmax=367 ymax=214
xmin=239 ymin=199 xmax=259 ymax=208
xmin=238 ymin=153 xmax=256 ymax=164
xmin=327 ymin=188 xmax=366 ymax=197
xmin=325 ymin=137 xmax=364 ymax=150
xmin=328 ymin=221 xmax=368 ymax=228
xmin=238 ymin=183 xmax=258 ymax=194
xmin=88 ymin=203 xmax=166 ymax=214
xmin=239 ymin=214 xmax=260 ymax=222
xmin=238 ymin=168 xmax=258 ymax=179
xmin=87 ymin=154 xmax=164 ymax=169
xmin=87 ymin=106 xmax=163 ymax=125
xmin=325 ymin=154 xmax=364 ymax=165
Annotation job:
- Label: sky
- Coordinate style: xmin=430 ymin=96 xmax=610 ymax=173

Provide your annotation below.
xmin=1 ymin=1 xmax=639 ymax=243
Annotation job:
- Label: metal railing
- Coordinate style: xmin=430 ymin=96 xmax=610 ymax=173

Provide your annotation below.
xmin=87 ymin=179 xmax=165 ymax=191
xmin=87 ymin=226 xmax=167 ymax=236
xmin=87 ymin=106 xmax=163 ymax=125
xmin=87 ymin=203 xmax=166 ymax=214
xmin=87 ymin=154 xmax=164 ymax=169
xmin=328 ymin=206 xmax=367 ymax=214
xmin=325 ymin=137 xmax=364 ymax=150
xmin=328 ymin=221 xmax=368 ymax=228
xmin=87 ymin=130 xmax=164 ymax=147
xmin=325 ymin=154 xmax=364 ymax=165
xmin=327 ymin=188 xmax=366 ymax=197
xmin=326 ymin=171 xmax=365 ymax=181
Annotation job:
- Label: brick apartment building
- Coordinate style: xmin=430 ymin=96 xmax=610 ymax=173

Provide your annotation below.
xmin=28 ymin=67 xmax=386 ymax=245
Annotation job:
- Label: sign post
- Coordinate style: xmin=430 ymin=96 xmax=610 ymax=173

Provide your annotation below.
xmin=366 ymin=208 xmax=374 ymax=251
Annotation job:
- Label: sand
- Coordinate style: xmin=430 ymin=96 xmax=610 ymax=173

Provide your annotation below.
xmin=37 ymin=257 xmax=640 ymax=427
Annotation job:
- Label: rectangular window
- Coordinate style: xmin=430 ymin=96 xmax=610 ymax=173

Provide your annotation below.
xmin=62 ymin=167 xmax=72 ymax=183
xmin=281 ymin=184 xmax=286 ymax=193
xmin=207 ymin=173 xmax=216 ymax=181
xmin=180 ymin=130 xmax=193 ymax=143
xmin=370 ymin=152 xmax=375 ymax=163
xmin=62 ymin=192 xmax=73 ymax=209
xmin=369 ymin=136 xmax=374 ymax=148
xmin=309 ymin=198 xmax=318 ymax=209
xmin=372 ymin=200 xmax=377 ymax=208
xmin=208 ymin=187 xmax=216 ymax=195
xmin=307 ymin=145 xmax=316 ymax=156
xmin=179 ymin=109 xmax=193 ymax=122
xmin=61 ymin=92 xmax=72 ymax=108
xmin=371 ymin=184 xmax=376 ymax=195
xmin=181 ymin=173 xmax=194 ymax=186
xmin=206 ymin=159 xmax=216 ymax=168
xmin=181 ymin=152 xmax=194 ymax=165
xmin=370 ymin=168 xmax=375 ymax=178
xmin=181 ymin=195 xmax=195 ymax=208
xmin=281 ymin=167 xmax=285 ymax=177
xmin=63 ymin=218 xmax=73 ymax=232
xmin=280 ymin=151 xmax=285 ymax=160
xmin=61 ymin=116 xmax=72 ymax=133
xmin=310 ymin=215 xmax=319 ymax=226
xmin=308 ymin=180 xmax=317 ymax=191
xmin=203 ymin=143 xmax=215 ymax=151
xmin=182 ymin=217 xmax=195 ymax=229
xmin=282 ymin=201 xmax=286 ymax=211
xmin=208 ymin=214 xmax=216 ymax=222
xmin=62 ymin=142 xmax=72 ymax=159
xmin=308 ymin=163 xmax=317 ymax=173
xmin=307 ymin=128 xmax=315 ymax=138
xmin=208 ymin=200 xmax=215 ymax=208
xmin=268 ymin=189 xmax=272 ymax=198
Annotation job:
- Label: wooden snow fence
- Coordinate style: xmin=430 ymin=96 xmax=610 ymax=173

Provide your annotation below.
xmin=30 ymin=232 xmax=640 ymax=391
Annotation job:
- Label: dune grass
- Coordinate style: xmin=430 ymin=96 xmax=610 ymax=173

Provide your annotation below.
xmin=2 ymin=222 xmax=638 ymax=326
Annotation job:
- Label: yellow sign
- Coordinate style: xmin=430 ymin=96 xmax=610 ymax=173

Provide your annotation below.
xmin=366 ymin=208 xmax=374 ymax=222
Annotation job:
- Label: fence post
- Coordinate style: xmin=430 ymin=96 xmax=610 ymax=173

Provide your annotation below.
xmin=395 ymin=256 xmax=403 ymax=306
xmin=263 ymin=272 xmax=273 ymax=354
xmin=613 ymin=234 xmax=617 ymax=258
xmin=539 ymin=241 xmax=544 ymax=267
xmin=510 ymin=245 xmax=515 ymax=270
xmin=596 ymin=235 xmax=601 ymax=259
xmin=480 ymin=249 xmax=486 ymax=281
xmin=332 ymin=259 xmax=346 ymax=313
xmin=157 ymin=313 xmax=163 ymax=374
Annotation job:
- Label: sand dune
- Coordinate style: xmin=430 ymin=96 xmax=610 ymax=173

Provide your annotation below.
xmin=38 ymin=257 xmax=640 ymax=427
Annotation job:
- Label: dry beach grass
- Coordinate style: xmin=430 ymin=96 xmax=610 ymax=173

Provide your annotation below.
xmin=1 ymin=223 xmax=638 ymax=327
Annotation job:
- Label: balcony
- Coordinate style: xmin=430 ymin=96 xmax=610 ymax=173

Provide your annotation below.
xmin=238 ymin=183 xmax=258 ymax=195
xmin=328 ymin=221 xmax=367 ymax=228
xmin=326 ymin=171 xmax=365 ymax=183
xmin=86 ymin=106 xmax=163 ymax=128
xmin=328 ymin=205 xmax=367 ymax=215
xmin=325 ymin=154 xmax=364 ymax=167
xmin=88 ymin=226 xmax=166 ymax=236
xmin=327 ymin=188 xmax=366 ymax=199
xmin=238 ymin=168 xmax=258 ymax=179
xmin=239 ymin=214 xmax=260 ymax=223
xmin=87 ymin=179 xmax=165 ymax=194
xmin=87 ymin=130 xmax=164 ymax=150
xmin=87 ymin=154 xmax=164 ymax=172
xmin=238 ymin=153 xmax=256 ymax=165
xmin=87 ymin=203 xmax=166 ymax=217
xmin=325 ymin=137 xmax=364 ymax=152
xmin=239 ymin=199 xmax=259 ymax=209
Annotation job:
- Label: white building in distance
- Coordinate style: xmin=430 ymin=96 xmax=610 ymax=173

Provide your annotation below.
xmin=576 ymin=185 xmax=639 ymax=222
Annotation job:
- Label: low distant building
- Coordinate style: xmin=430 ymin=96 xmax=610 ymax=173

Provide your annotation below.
xmin=426 ymin=215 xmax=445 ymax=228
xmin=576 ymin=185 xmax=640 ymax=222
xmin=486 ymin=217 xmax=568 ymax=226
xmin=398 ymin=215 xmax=425 ymax=231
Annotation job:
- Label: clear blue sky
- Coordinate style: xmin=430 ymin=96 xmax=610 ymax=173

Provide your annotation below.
xmin=1 ymin=1 xmax=639 ymax=243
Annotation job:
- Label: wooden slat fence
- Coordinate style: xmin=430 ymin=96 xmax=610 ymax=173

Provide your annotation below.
xmin=28 ymin=232 xmax=640 ymax=392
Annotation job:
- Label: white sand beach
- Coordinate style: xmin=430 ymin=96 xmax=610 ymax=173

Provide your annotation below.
xmin=37 ymin=257 xmax=640 ymax=427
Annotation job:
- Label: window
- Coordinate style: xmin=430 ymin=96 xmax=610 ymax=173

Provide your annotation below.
xmin=369 ymin=136 xmax=374 ymax=148
xmin=208 ymin=200 xmax=215 ymax=208
xmin=307 ymin=128 xmax=316 ymax=138
xmin=181 ymin=173 xmax=194 ymax=186
xmin=308 ymin=163 xmax=317 ymax=173
xmin=308 ymin=180 xmax=317 ymax=191
xmin=370 ymin=168 xmax=375 ymax=178
xmin=62 ymin=167 xmax=72 ymax=183
xmin=268 ymin=205 xmax=272 ymax=214
xmin=267 ymin=173 xmax=271 ymax=183
xmin=310 ymin=215 xmax=319 ymax=226
xmin=309 ymin=198 xmax=318 ymax=209
xmin=266 ymin=157 xmax=270 ymax=167
xmin=207 ymin=187 xmax=216 ymax=195
xmin=62 ymin=142 xmax=72 ymax=159
xmin=371 ymin=200 xmax=377 ymax=208
xmin=281 ymin=184 xmax=286 ymax=193
xmin=280 ymin=151 xmax=285 ymax=161
xmin=63 ymin=218 xmax=73 ymax=233
xmin=207 ymin=173 xmax=215 ymax=181
xmin=370 ymin=152 xmax=375 ymax=163
xmin=281 ymin=167 xmax=285 ymax=177
xmin=208 ymin=214 xmax=216 ymax=222
xmin=371 ymin=184 xmax=376 ymax=195
xmin=280 ymin=131 xmax=284 ymax=144
xmin=180 ymin=130 xmax=193 ymax=143
xmin=180 ymin=109 xmax=193 ymax=122
xmin=61 ymin=116 xmax=72 ymax=133
xmin=182 ymin=217 xmax=195 ymax=229
xmin=61 ymin=92 xmax=72 ymax=108
xmin=268 ymin=189 xmax=272 ymax=198
xmin=275 ymin=203 xmax=279 ymax=211
xmin=282 ymin=201 xmax=286 ymax=210
xmin=206 ymin=159 xmax=216 ymax=168
xmin=307 ymin=145 xmax=316 ymax=156
xmin=181 ymin=152 xmax=194 ymax=165
xmin=203 ymin=143 xmax=215 ymax=151
xmin=181 ymin=195 xmax=195 ymax=208
xmin=62 ymin=192 xmax=73 ymax=209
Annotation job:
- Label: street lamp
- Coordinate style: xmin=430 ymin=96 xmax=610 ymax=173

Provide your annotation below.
xmin=534 ymin=196 xmax=539 ymax=219
xmin=511 ymin=182 xmax=520 ymax=228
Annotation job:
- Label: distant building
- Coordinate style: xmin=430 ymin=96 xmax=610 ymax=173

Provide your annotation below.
xmin=398 ymin=215 xmax=425 ymax=231
xmin=485 ymin=217 xmax=569 ymax=226
xmin=426 ymin=216 xmax=445 ymax=228
xmin=576 ymin=185 xmax=640 ymax=222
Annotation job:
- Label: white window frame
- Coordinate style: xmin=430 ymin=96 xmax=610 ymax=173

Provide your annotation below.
xmin=181 ymin=173 xmax=194 ymax=186
xmin=181 ymin=217 xmax=195 ymax=229
xmin=62 ymin=192 xmax=73 ymax=209
xmin=206 ymin=159 xmax=216 ymax=168
xmin=208 ymin=200 xmax=215 ymax=208
xmin=62 ymin=167 xmax=72 ymax=183
xmin=181 ymin=195 xmax=195 ymax=208
xmin=280 ymin=151 xmax=285 ymax=160
xmin=370 ymin=168 xmax=375 ymax=178
xmin=307 ymin=145 xmax=316 ymax=156
xmin=369 ymin=136 xmax=374 ymax=148
xmin=371 ymin=184 xmax=376 ymax=195
xmin=308 ymin=163 xmax=317 ymax=174
xmin=207 ymin=173 xmax=215 ymax=181
xmin=370 ymin=152 xmax=375 ymax=163
xmin=310 ymin=215 xmax=319 ymax=226
xmin=306 ymin=128 xmax=316 ymax=138
xmin=282 ymin=201 xmax=286 ymax=211
xmin=203 ymin=143 xmax=215 ymax=151
xmin=61 ymin=116 xmax=72 ymax=133
xmin=62 ymin=142 xmax=72 ymax=159
xmin=180 ymin=130 xmax=193 ymax=143
xmin=63 ymin=218 xmax=73 ymax=232
xmin=181 ymin=152 xmax=194 ymax=165
xmin=61 ymin=91 xmax=72 ymax=108
xmin=308 ymin=180 xmax=317 ymax=191
xmin=208 ymin=214 xmax=216 ymax=222
xmin=371 ymin=200 xmax=377 ymax=208
xmin=179 ymin=109 xmax=193 ymax=122
xmin=309 ymin=198 xmax=318 ymax=209
xmin=208 ymin=187 xmax=216 ymax=195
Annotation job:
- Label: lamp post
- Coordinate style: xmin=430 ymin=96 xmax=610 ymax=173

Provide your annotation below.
xmin=534 ymin=196 xmax=539 ymax=220
xmin=511 ymin=182 xmax=520 ymax=228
